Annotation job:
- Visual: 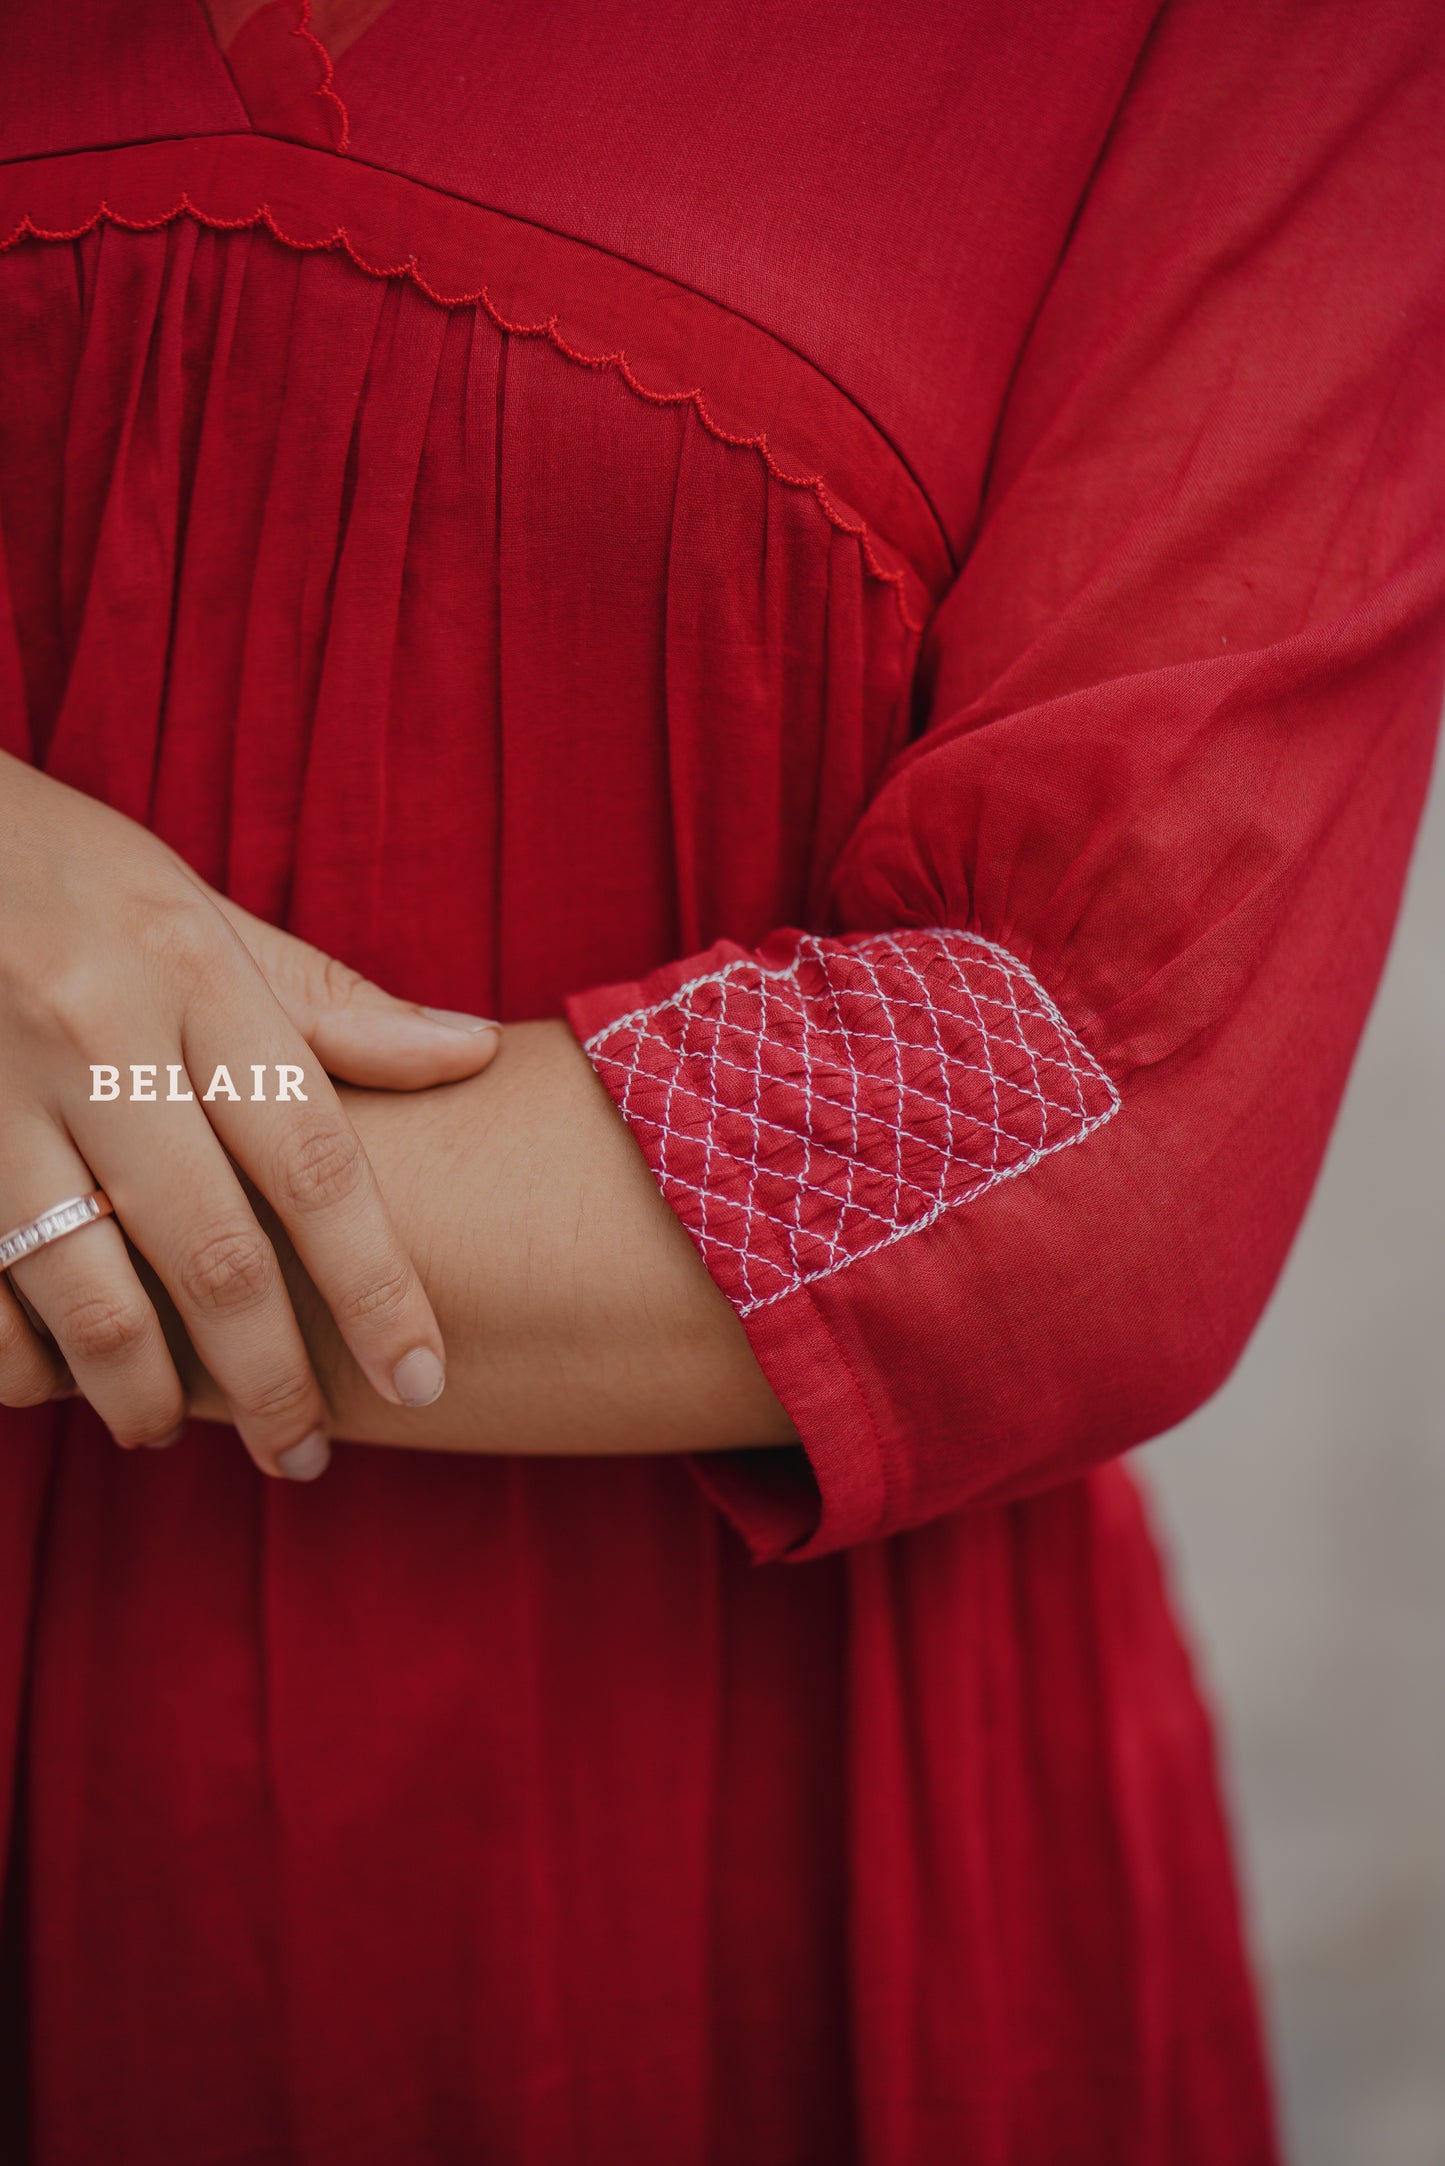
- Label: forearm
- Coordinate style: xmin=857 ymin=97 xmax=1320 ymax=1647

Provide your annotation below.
xmin=175 ymin=1019 xmax=799 ymax=1456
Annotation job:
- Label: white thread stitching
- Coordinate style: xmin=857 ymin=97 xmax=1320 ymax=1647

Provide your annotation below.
xmin=583 ymin=927 xmax=1122 ymax=1315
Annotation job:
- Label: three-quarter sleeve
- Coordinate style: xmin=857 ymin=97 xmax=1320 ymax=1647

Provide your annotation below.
xmin=563 ymin=0 xmax=1445 ymax=1561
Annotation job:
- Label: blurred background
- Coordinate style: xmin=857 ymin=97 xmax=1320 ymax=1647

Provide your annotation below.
xmin=1142 ymin=727 xmax=1445 ymax=2166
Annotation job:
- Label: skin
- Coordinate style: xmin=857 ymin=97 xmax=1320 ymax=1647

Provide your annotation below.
xmin=0 ymin=750 xmax=506 ymax=1479
xmin=159 ymin=1020 xmax=802 ymax=1459
xmin=0 ymin=757 xmax=797 ymax=1469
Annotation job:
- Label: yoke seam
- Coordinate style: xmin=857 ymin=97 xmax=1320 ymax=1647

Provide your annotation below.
xmin=0 ymin=191 xmax=930 ymax=633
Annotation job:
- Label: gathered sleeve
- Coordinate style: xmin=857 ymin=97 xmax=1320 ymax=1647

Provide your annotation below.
xmin=562 ymin=0 xmax=1445 ymax=1561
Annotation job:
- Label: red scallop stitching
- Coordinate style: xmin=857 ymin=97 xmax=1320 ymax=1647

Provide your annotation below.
xmin=293 ymin=0 xmax=351 ymax=154
xmin=0 ymin=194 xmax=925 ymax=633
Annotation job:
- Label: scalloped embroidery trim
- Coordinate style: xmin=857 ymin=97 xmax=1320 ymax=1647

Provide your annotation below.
xmin=202 ymin=0 xmax=351 ymax=152
xmin=289 ymin=0 xmax=351 ymax=154
xmin=0 ymin=193 xmax=926 ymax=633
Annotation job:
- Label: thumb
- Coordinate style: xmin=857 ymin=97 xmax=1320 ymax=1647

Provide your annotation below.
xmin=205 ymin=890 xmax=503 ymax=1090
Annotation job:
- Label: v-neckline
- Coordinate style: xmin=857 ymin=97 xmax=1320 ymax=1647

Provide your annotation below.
xmin=193 ymin=0 xmax=404 ymax=151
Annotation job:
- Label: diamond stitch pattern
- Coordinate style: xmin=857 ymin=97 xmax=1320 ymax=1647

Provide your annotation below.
xmin=583 ymin=928 xmax=1122 ymax=1315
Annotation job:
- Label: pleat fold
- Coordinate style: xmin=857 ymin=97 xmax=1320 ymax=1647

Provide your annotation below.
xmin=0 ymin=205 xmax=1252 ymax=2166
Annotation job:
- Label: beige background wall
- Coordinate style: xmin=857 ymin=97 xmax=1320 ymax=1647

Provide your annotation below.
xmin=1143 ymin=723 xmax=1445 ymax=2166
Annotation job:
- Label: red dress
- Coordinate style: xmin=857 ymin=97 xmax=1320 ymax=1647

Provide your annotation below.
xmin=1 ymin=2 xmax=1442 ymax=2159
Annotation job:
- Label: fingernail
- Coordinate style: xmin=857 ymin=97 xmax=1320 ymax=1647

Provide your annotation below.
xmin=277 ymin=1429 xmax=331 ymax=1482
xmin=418 ymin=1007 xmax=501 ymax=1035
xmin=392 ymin=1346 xmax=445 ymax=1407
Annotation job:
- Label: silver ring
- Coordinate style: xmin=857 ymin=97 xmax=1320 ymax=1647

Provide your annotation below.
xmin=0 ymin=1191 xmax=115 ymax=1272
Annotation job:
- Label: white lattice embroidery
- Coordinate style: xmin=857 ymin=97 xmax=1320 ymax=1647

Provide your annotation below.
xmin=583 ymin=927 xmax=1122 ymax=1316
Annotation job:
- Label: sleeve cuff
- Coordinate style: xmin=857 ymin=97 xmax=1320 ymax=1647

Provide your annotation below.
xmin=684 ymin=1279 xmax=892 ymax=1562
xmin=564 ymin=961 xmax=892 ymax=1562
xmin=562 ymin=924 xmax=1119 ymax=1561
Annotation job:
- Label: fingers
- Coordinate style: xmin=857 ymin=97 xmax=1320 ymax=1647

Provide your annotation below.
xmin=71 ymin=1095 xmax=335 ymax=1482
xmin=1 ymin=1118 xmax=188 ymax=1449
xmin=204 ymin=891 xmax=502 ymax=1091
xmin=177 ymin=975 xmax=448 ymax=1414
xmin=0 ymin=1267 xmax=70 ymax=1409
xmin=1 ymin=758 xmax=468 ymax=1469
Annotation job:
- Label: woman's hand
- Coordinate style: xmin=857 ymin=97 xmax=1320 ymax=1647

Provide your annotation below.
xmin=0 ymin=749 xmax=502 ymax=1479
xmin=165 ymin=1023 xmax=800 ymax=1461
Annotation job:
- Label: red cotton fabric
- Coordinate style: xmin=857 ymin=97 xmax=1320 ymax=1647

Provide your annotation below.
xmin=1 ymin=1 xmax=1443 ymax=2160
